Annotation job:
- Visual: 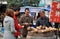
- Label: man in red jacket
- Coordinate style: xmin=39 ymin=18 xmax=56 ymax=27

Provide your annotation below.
xmin=13 ymin=6 xmax=24 ymax=39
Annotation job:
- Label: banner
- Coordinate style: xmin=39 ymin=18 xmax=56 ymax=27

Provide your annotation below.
xmin=50 ymin=2 xmax=60 ymax=23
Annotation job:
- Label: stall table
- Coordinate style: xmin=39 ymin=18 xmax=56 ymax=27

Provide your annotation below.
xmin=26 ymin=31 xmax=56 ymax=39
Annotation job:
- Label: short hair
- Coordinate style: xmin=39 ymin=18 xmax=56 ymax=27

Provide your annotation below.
xmin=25 ymin=8 xmax=29 ymax=11
xmin=13 ymin=6 xmax=20 ymax=11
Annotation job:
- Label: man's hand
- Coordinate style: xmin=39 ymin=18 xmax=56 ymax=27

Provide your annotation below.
xmin=18 ymin=24 xmax=20 ymax=26
xmin=22 ymin=26 xmax=24 ymax=28
xmin=24 ymin=23 xmax=29 ymax=26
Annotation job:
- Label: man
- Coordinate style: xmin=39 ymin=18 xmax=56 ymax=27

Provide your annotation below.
xmin=36 ymin=10 xmax=52 ymax=27
xmin=13 ymin=6 xmax=24 ymax=39
xmin=20 ymin=8 xmax=33 ymax=39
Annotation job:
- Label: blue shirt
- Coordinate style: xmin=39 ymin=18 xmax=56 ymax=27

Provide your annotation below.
xmin=36 ymin=17 xmax=51 ymax=26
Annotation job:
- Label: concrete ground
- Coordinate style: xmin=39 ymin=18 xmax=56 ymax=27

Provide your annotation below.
xmin=0 ymin=33 xmax=57 ymax=39
xmin=0 ymin=30 xmax=60 ymax=39
xmin=0 ymin=32 xmax=3 ymax=39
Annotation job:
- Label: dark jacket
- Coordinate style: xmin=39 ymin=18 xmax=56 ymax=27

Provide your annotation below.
xmin=20 ymin=15 xmax=33 ymax=26
xmin=19 ymin=15 xmax=33 ymax=37
xmin=36 ymin=16 xmax=52 ymax=26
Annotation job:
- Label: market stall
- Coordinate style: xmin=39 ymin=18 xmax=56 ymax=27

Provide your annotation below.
xmin=26 ymin=26 xmax=58 ymax=39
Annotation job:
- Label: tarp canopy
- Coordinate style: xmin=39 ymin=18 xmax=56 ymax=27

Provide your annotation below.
xmin=43 ymin=5 xmax=51 ymax=12
xmin=20 ymin=6 xmax=42 ymax=13
xmin=20 ymin=6 xmax=51 ymax=13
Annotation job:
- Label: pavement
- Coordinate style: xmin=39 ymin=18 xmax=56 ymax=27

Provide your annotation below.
xmin=0 ymin=32 xmax=57 ymax=39
xmin=0 ymin=32 xmax=60 ymax=39
xmin=27 ymin=36 xmax=60 ymax=39
xmin=0 ymin=29 xmax=59 ymax=39
xmin=0 ymin=23 xmax=3 ymax=39
xmin=0 ymin=32 xmax=3 ymax=39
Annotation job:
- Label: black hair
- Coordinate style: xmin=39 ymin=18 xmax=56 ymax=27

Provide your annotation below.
xmin=37 ymin=10 xmax=45 ymax=19
xmin=25 ymin=8 xmax=29 ymax=11
xmin=37 ymin=13 xmax=40 ymax=19
xmin=13 ymin=6 xmax=20 ymax=11
xmin=40 ymin=10 xmax=45 ymax=14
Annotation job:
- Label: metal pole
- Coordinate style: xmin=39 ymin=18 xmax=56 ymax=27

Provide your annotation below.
xmin=56 ymin=0 xmax=60 ymax=39
xmin=56 ymin=24 xmax=59 ymax=39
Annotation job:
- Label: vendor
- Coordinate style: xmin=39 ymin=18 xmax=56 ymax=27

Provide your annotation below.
xmin=36 ymin=10 xmax=52 ymax=27
xmin=20 ymin=8 xmax=33 ymax=39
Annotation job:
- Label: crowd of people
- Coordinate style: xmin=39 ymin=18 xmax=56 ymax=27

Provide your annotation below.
xmin=2 ymin=4 xmax=57 ymax=39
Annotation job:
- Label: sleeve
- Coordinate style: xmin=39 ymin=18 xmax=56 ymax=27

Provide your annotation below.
xmin=30 ymin=17 xmax=33 ymax=26
xmin=48 ymin=22 xmax=52 ymax=26
xmin=26 ymin=17 xmax=33 ymax=26
xmin=14 ymin=16 xmax=23 ymax=30
xmin=19 ymin=25 xmax=23 ymax=29
xmin=16 ymin=25 xmax=23 ymax=30
xmin=46 ymin=17 xmax=52 ymax=26
xmin=19 ymin=16 xmax=24 ymax=26
xmin=10 ymin=19 xmax=16 ymax=34
xmin=36 ymin=19 xmax=40 ymax=26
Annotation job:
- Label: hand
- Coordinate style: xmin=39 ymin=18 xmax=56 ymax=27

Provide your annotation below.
xmin=18 ymin=36 xmax=20 ymax=38
xmin=22 ymin=26 xmax=24 ymax=28
xmin=24 ymin=23 xmax=29 ymax=26
xmin=25 ymin=23 xmax=29 ymax=24
xmin=18 ymin=24 xmax=20 ymax=26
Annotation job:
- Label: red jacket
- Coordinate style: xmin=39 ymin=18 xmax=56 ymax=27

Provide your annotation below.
xmin=13 ymin=15 xmax=23 ymax=37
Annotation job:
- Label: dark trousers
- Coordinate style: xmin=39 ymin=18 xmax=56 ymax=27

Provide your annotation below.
xmin=22 ymin=25 xmax=28 ymax=38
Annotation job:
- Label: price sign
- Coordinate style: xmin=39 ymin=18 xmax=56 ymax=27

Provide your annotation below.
xmin=50 ymin=2 xmax=60 ymax=23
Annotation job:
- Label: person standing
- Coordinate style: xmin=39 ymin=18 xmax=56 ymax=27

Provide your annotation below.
xmin=20 ymin=8 xmax=33 ymax=39
xmin=13 ymin=6 xmax=24 ymax=39
xmin=3 ymin=9 xmax=16 ymax=39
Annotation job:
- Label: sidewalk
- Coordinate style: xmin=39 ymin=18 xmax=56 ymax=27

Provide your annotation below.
xmin=27 ymin=35 xmax=56 ymax=39
xmin=0 ymin=32 xmax=60 ymax=39
xmin=0 ymin=32 xmax=3 ymax=39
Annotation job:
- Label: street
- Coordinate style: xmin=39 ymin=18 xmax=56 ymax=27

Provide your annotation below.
xmin=0 ymin=31 xmax=60 ymax=39
xmin=0 ymin=32 xmax=3 ymax=39
xmin=0 ymin=32 xmax=57 ymax=39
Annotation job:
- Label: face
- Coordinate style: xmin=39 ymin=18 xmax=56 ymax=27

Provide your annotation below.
xmin=40 ymin=12 xmax=45 ymax=18
xmin=25 ymin=10 xmax=30 ymax=16
xmin=15 ymin=11 xmax=19 ymax=15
